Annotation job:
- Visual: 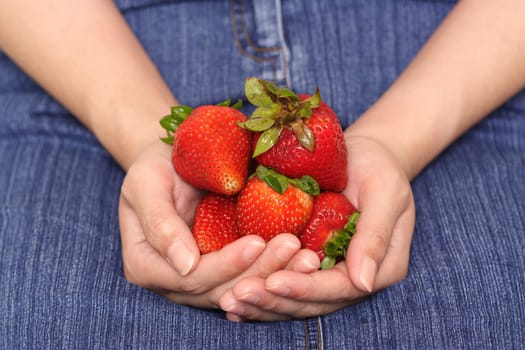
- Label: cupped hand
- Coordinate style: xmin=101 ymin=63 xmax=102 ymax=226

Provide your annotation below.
xmin=221 ymin=133 xmax=416 ymax=321
xmin=118 ymin=140 xmax=316 ymax=309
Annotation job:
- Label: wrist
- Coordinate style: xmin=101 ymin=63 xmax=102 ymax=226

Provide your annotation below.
xmin=89 ymin=92 xmax=177 ymax=171
xmin=343 ymin=86 xmax=459 ymax=180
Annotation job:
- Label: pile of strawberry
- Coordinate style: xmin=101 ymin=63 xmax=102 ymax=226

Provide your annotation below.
xmin=160 ymin=78 xmax=359 ymax=269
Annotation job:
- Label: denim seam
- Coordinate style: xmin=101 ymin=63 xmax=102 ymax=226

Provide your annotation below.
xmin=303 ymin=320 xmax=310 ymax=350
xmin=229 ymin=0 xmax=289 ymax=84
xmin=229 ymin=0 xmax=279 ymax=63
xmin=274 ymin=0 xmax=291 ymax=87
xmin=316 ymin=317 xmax=324 ymax=350
xmin=303 ymin=318 xmax=324 ymax=350
xmin=236 ymin=0 xmax=282 ymax=53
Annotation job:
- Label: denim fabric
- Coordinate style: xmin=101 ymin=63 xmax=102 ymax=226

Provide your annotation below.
xmin=1 ymin=0 xmax=524 ymax=349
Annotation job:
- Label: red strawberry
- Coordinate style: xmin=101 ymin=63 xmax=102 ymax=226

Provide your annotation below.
xmin=236 ymin=166 xmax=319 ymax=242
xmin=240 ymin=78 xmax=348 ymax=192
xmin=299 ymin=192 xmax=359 ymax=269
xmin=192 ymin=193 xmax=240 ymax=254
xmin=160 ymin=100 xmax=251 ymax=195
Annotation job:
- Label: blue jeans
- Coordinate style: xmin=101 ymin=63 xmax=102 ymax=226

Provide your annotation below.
xmin=1 ymin=1 xmax=524 ymax=349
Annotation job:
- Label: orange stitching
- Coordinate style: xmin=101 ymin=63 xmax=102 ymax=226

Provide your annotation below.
xmin=239 ymin=0 xmax=282 ymax=53
xmin=229 ymin=0 xmax=290 ymax=84
xmin=229 ymin=0 xmax=277 ymax=64
xmin=304 ymin=320 xmax=310 ymax=350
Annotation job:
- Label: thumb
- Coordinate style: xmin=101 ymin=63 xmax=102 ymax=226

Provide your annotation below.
xmin=345 ymin=188 xmax=403 ymax=293
xmin=120 ymin=166 xmax=200 ymax=276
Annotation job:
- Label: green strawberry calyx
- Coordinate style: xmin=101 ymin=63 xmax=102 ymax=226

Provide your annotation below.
xmin=255 ymin=165 xmax=320 ymax=196
xmin=320 ymin=211 xmax=361 ymax=270
xmin=159 ymin=99 xmax=242 ymax=145
xmin=238 ymin=77 xmax=321 ymax=157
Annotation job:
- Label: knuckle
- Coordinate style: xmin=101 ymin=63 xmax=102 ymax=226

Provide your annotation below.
xmin=206 ymin=289 xmax=223 ymax=308
xmin=368 ymin=229 xmax=390 ymax=254
xmin=179 ymin=276 xmax=205 ymax=294
xmin=143 ymin=212 xmax=173 ymax=250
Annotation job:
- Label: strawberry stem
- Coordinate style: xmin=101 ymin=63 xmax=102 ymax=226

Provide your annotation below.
xmin=243 ymin=77 xmax=322 ymax=156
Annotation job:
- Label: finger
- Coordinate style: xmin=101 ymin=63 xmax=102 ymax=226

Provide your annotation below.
xmin=221 ymin=288 xmax=292 ymax=322
xmin=154 ymin=237 xmax=265 ymax=309
xmin=163 ymin=234 xmax=300 ymax=308
xmin=264 ymin=266 xmax=366 ymax=302
xmin=238 ymin=233 xmax=302 ymax=278
xmin=120 ymin=197 xmax=185 ymax=290
xmin=224 ymin=277 xmax=356 ymax=321
xmin=284 ymin=249 xmax=320 ymax=273
xmin=374 ymin=203 xmax=415 ymax=289
xmin=345 ymin=176 xmax=413 ymax=293
xmin=121 ymin=164 xmax=200 ymax=276
xmin=170 ymin=235 xmax=266 ymax=294
xmin=122 ymin=221 xmax=266 ymax=294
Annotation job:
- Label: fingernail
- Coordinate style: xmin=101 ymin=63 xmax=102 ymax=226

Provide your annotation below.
xmin=167 ymin=239 xmax=195 ymax=276
xmin=266 ymin=282 xmax=290 ymax=296
xmin=242 ymin=240 xmax=265 ymax=263
xmin=360 ymin=256 xmax=377 ymax=293
xmin=275 ymin=241 xmax=300 ymax=262
xmin=295 ymin=255 xmax=319 ymax=272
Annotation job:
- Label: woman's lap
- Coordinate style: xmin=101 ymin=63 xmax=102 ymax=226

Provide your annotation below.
xmin=1 ymin=0 xmax=523 ymax=349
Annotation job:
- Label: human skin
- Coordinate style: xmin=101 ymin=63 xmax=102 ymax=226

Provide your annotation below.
xmin=219 ymin=0 xmax=525 ymax=321
xmin=1 ymin=0 xmax=524 ymax=322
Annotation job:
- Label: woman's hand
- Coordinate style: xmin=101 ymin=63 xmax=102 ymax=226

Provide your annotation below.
xmin=219 ymin=133 xmax=416 ymax=321
xmin=118 ymin=140 xmax=319 ymax=309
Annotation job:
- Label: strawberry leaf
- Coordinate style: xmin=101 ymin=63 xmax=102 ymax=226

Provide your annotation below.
xmin=344 ymin=212 xmax=360 ymax=234
xmin=320 ymin=256 xmax=336 ymax=270
xmin=256 ymin=166 xmax=288 ymax=194
xmin=262 ymin=80 xmax=279 ymax=95
xmin=171 ymin=105 xmax=193 ymax=119
xmin=242 ymin=117 xmax=275 ymax=132
xmin=160 ymin=135 xmax=174 ymax=145
xmin=323 ymin=230 xmax=351 ymax=258
xmin=320 ymin=211 xmax=360 ymax=269
xmin=160 ymin=114 xmax=178 ymax=132
xmin=262 ymin=173 xmax=288 ymax=194
xmin=253 ymin=126 xmax=282 ymax=157
xmin=231 ymin=99 xmax=243 ymax=110
xmin=216 ymin=98 xmax=231 ymax=107
xmin=245 ymin=77 xmax=274 ymax=107
xmin=297 ymin=104 xmax=312 ymax=118
xmin=216 ymin=98 xmax=243 ymax=109
xmin=276 ymin=87 xmax=299 ymax=101
xmin=291 ymin=121 xmax=315 ymax=152
xmin=288 ymin=175 xmax=320 ymax=196
xmin=160 ymin=105 xmax=193 ymax=144
xmin=302 ymin=87 xmax=321 ymax=108
xmin=252 ymin=104 xmax=281 ymax=118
